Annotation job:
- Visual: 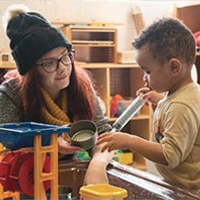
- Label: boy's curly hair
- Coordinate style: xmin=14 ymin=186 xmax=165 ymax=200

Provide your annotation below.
xmin=132 ymin=18 xmax=196 ymax=66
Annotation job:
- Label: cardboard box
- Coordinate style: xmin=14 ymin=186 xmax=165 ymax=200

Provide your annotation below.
xmin=113 ymin=151 xmax=133 ymax=165
xmin=117 ymin=50 xmax=135 ymax=64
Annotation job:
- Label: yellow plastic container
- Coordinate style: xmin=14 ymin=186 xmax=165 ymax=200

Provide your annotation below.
xmin=79 ymin=184 xmax=127 ymax=199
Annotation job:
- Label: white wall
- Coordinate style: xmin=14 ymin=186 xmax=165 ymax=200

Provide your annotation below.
xmin=0 ymin=0 xmax=198 ymax=53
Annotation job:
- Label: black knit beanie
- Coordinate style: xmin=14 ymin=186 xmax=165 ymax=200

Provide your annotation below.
xmin=6 ymin=10 xmax=72 ymax=75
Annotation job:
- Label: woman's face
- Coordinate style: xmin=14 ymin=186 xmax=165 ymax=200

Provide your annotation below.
xmin=36 ymin=47 xmax=72 ymax=97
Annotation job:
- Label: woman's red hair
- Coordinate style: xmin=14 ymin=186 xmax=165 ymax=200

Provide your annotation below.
xmin=17 ymin=62 xmax=96 ymax=123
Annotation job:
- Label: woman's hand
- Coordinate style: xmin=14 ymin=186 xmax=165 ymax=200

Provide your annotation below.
xmin=136 ymin=87 xmax=164 ymax=106
xmin=57 ymin=136 xmax=82 ymax=154
xmin=96 ymin=132 xmax=130 ymax=152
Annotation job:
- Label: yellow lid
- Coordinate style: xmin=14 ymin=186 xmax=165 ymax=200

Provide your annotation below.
xmin=80 ymin=184 xmax=127 ymax=199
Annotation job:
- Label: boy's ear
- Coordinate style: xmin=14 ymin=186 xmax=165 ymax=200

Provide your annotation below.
xmin=169 ymin=58 xmax=182 ymax=76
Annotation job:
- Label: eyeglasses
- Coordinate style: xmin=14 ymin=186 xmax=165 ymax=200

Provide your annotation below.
xmin=36 ymin=50 xmax=75 ymax=73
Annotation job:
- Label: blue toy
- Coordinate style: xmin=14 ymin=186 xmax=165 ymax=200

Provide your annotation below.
xmin=0 ymin=122 xmax=70 ymax=150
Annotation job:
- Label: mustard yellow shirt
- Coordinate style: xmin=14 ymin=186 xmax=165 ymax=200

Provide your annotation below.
xmin=153 ymin=82 xmax=200 ymax=191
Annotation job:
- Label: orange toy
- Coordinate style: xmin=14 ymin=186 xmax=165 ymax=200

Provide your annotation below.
xmin=0 ymin=122 xmax=70 ymax=199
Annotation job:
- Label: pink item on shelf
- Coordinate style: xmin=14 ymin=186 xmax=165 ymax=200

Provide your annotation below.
xmin=110 ymin=94 xmax=123 ymax=117
xmin=194 ymin=31 xmax=200 ymax=47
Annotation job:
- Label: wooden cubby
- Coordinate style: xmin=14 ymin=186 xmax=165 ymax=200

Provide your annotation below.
xmin=61 ymin=26 xmax=117 ymax=63
xmin=0 ymin=61 xmax=16 ymax=84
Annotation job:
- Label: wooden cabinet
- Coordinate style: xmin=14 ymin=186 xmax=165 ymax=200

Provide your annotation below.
xmin=0 ymin=61 xmax=16 ymax=84
xmin=61 ymin=26 xmax=117 ymax=63
xmin=174 ymin=4 xmax=200 ymax=84
xmin=61 ymin=25 xmax=151 ymax=170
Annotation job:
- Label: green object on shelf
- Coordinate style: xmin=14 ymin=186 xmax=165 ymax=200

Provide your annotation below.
xmin=78 ymin=149 xmax=123 ymax=160
xmin=78 ymin=150 xmax=91 ymax=160
xmin=114 ymin=150 xmax=124 ymax=155
xmin=113 ymin=150 xmax=123 ymax=162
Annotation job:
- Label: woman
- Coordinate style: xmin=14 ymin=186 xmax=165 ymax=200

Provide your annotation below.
xmin=0 ymin=4 xmax=113 ymax=184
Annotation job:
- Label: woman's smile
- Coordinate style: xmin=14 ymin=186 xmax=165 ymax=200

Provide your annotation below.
xmin=55 ymin=74 xmax=68 ymax=80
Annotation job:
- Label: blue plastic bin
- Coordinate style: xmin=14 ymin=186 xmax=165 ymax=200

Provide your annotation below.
xmin=0 ymin=122 xmax=70 ymax=150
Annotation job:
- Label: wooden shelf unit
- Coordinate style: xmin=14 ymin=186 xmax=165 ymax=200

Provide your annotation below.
xmin=0 ymin=61 xmax=16 ymax=84
xmin=174 ymin=4 xmax=200 ymax=84
xmin=0 ymin=61 xmax=16 ymax=69
xmin=61 ymin=25 xmax=118 ymax=63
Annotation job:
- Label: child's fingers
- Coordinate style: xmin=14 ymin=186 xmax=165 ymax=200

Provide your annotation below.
xmin=108 ymin=144 xmax=116 ymax=152
xmin=101 ymin=142 xmax=111 ymax=152
xmin=136 ymin=87 xmax=150 ymax=96
xmin=96 ymin=136 xmax=111 ymax=146
xmin=98 ymin=132 xmax=112 ymax=140
xmin=142 ymin=91 xmax=154 ymax=100
xmin=141 ymin=93 xmax=149 ymax=100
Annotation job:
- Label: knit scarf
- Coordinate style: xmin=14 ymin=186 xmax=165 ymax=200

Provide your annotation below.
xmin=22 ymin=87 xmax=71 ymax=126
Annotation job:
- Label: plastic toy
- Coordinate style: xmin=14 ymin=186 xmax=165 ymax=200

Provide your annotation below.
xmin=0 ymin=144 xmax=20 ymax=199
xmin=0 ymin=122 xmax=70 ymax=199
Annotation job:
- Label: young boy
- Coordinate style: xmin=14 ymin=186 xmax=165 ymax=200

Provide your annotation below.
xmin=97 ymin=18 xmax=200 ymax=191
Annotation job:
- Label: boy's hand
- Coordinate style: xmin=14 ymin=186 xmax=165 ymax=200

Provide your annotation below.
xmin=136 ymin=87 xmax=164 ymax=105
xmin=136 ymin=87 xmax=151 ymax=96
xmin=96 ymin=132 xmax=130 ymax=152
